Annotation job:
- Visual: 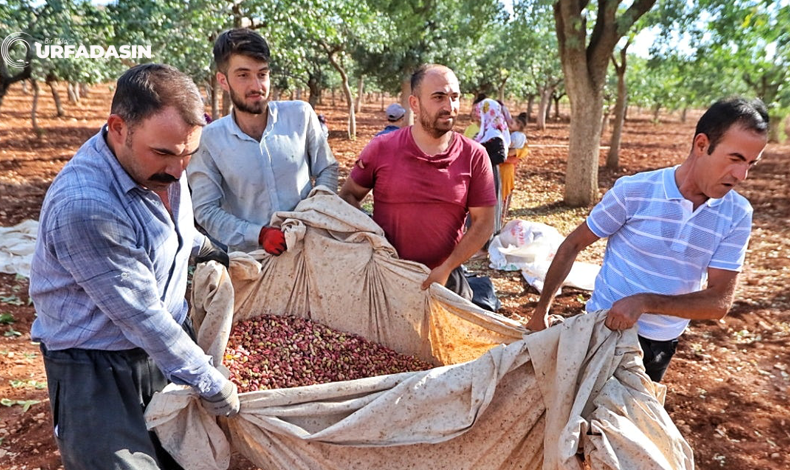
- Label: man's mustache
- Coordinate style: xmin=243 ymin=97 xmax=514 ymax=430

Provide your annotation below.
xmin=150 ymin=173 xmax=178 ymax=183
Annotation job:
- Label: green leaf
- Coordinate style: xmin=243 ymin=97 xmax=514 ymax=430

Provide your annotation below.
xmin=0 ymin=313 xmax=15 ymax=324
xmin=0 ymin=398 xmax=41 ymax=412
xmin=0 ymin=296 xmax=23 ymax=306
xmin=20 ymin=400 xmax=41 ymax=412
xmin=4 ymin=329 xmax=22 ymax=337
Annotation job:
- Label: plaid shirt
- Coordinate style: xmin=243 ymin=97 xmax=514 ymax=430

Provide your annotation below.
xmin=30 ymin=129 xmax=226 ymax=396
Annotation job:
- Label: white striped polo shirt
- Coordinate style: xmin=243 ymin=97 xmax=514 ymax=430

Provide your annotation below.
xmin=586 ymin=166 xmax=753 ymax=341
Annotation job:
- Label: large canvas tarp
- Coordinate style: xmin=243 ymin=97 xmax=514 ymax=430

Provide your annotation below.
xmin=145 ymin=188 xmax=693 ymax=470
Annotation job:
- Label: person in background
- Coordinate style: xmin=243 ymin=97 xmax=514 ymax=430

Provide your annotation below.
xmin=500 ymin=111 xmax=528 ymax=226
xmin=525 ymin=97 xmax=769 ymax=383
xmin=376 ymin=103 xmax=406 ymax=136
xmin=29 ymin=63 xmax=239 ymax=470
xmin=339 ymin=64 xmax=496 ymax=300
xmin=187 ymin=28 xmax=338 ymax=254
xmin=463 ymin=93 xmax=486 ymax=139
xmin=473 ymin=98 xmax=510 ymax=237
xmin=318 ymin=113 xmax=329 ymax=138
xmin=497 ymin=99 xmax=514 ymax=127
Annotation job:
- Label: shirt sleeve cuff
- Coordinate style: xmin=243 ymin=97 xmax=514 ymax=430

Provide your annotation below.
xmin=245 ymin=223 xmax=264 ymax=249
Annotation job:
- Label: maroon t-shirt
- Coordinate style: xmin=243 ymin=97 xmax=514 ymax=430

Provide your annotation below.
xmin=350 ymin=127 xmax=496 ymax=269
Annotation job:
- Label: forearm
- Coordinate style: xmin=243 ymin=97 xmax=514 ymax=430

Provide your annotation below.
xmin=439 ymin=209 xmax=493 ymax=271
xmin=533 ymin=243 xmax=580 ymax=316
xmin=193 ymin=203 xmax=261 ymax=249
xmin=627 ymin=287 xmax=735 ymax=321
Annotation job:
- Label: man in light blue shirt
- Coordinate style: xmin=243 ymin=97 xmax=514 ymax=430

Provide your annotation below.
xmin=187 ymin=28 xmax=338 ymax=254
xmin=526 ymin=98 xmax=769 ymax=382
xmin=30 ymin=64 xmax=239 ymax=470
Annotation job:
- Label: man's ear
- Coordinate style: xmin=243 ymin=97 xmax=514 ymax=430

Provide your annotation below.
xmin=106 ymin=114 xmax=127 ymax=143
xmin=692 ymin=133 xmax=710 ymax=157
xmin=408 ymin=95 xmax=419 ymax=115
xmin=216 ymin=71 xmax=230 ymax=92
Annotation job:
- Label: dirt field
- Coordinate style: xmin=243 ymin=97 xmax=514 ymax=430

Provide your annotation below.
xmin=0 ymin=82 xmax=788 ymax=470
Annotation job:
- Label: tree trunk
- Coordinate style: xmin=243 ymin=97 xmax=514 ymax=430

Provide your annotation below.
xmin=210 ymin=74 xmax=220 ymax=120
xmin=21 ymin=80 xmax=29 ymax=94
xmin=222 ymin=89 xmax=231 ymax=115
xmin=0 ymin=49 xmax=32 ymax=110
xmin=326 ymin=51 xmax=356 ymax=139
xmin=401 ymin=77 xmax=413 ymax=126
xmin=652 ymin=103 xmax=661 ymax=122
xmin=498 ymin=76 xmax=508 ymax=102
xmin=554 ymin=0 xmax=656 ymax=207
xmin=67 ymin=82 xmax=80 ymax=103
xmin=536 ymin=87 xmax=552 ymax=130
xmin=80 ymin=83 xmax=89 ymax=97
xmin=607 ymin=49 xmax=628 ymax=170
xmin=680 ymin=107 xmax=688 ymax=123
xmin=380 ymin=91 xmax=384 ymax=111
xmin=355 ymin=75 xmax=364 ymax=112
xmin=526 ymin=94 xmax=536 ymax=123
xmin=565 ymin=81 xmax=604 ymax=206
xmin=31 ymin=79 xmax=42 ymax=135
xmin=601 ymin=106 xmax=610 ymax=139
xmin=307 ymin=75 xmax=322 ymax=109
xmin=553 ymin=95 xmax=562 ymax=119
xmin=768 ymin=113 xmax=787 ymax=143
xmin=331 ymin=88 xmax=336 ymax=107
xmin=47 ymin=76 xmax=65 ymax=117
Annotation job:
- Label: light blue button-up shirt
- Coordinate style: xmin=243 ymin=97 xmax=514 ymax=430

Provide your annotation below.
xmin=30 ymin=129 xmax=227 ymax=396
xmin=187 ymin=100 xmax=338 ymax=252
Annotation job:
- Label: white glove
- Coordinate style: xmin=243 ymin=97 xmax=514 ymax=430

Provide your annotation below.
xmin=200 ymin=381 xmax=240 ymax=417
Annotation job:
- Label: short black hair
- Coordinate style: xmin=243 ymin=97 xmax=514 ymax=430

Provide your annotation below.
xmin=213 ymin=28 xmax=271 ymax=74
xmin=410 ymin=64 xmax=449 ymax=96
xmin=473 ymin=93 xmax=487 ymax=105
xmin=695 ymin=98 xmax=769 ymax=154
xmin=110 ymin=63 xmax=205 ymax=129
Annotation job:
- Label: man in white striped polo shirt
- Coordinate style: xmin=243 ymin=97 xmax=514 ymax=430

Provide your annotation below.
xmin=526 ymin=98 xmax=769 ymax=382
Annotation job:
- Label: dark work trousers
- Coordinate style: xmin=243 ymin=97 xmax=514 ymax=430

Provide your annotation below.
xmin=40 ymin=344 xmax=185 ymax=470
xmin=444 ymin=265 xmax=474 ymax=301
xmin=638 ymin=335 xmax=679 ymax=383
xmin=482 ymin=138 xmax=506 ymax=236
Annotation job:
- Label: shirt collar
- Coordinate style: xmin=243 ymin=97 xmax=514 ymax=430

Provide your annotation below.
xmin=663 ymin=165 xmax=724 ymax=207
xmin=228 ymin=101 xmax=276 ymax=141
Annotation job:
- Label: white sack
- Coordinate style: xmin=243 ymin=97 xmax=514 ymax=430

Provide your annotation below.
xmin=0 ymin=219 xmax=38 ymax=277
xmin=488 ymin=219 xmax=599 ymax=293
xmin=145 ymin=188 xmax=693 ymax=470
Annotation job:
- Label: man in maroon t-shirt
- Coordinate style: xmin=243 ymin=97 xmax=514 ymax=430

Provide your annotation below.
xmin=339 ymin=64 xmax=496 ymax=299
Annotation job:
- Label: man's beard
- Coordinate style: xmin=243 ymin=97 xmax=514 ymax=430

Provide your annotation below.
xmin=419 ymin=104 xmax=455 ymax=139
xmin=229 ymin=85 xmax=266 ymax=114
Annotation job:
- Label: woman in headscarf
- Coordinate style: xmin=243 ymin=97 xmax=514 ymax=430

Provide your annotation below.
xmin=473 ymin=98 xmax=510 ymax=236
xmin=500 ymin=112 xmax=528 ymax=227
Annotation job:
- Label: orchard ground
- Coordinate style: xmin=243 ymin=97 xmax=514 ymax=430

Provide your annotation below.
xmin=0 ymin=82 xmax=788 ymax=470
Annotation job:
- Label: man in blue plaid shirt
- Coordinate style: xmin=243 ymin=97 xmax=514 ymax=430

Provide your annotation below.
xmin=29 ymin=64 xmax=239 ymax=469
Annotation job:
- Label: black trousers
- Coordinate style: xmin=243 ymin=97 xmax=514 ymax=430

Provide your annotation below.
xmin=638 ymin=335 xmax=679 ymax=383
xmin=41 ymin=345 xmax=184 ymax=470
